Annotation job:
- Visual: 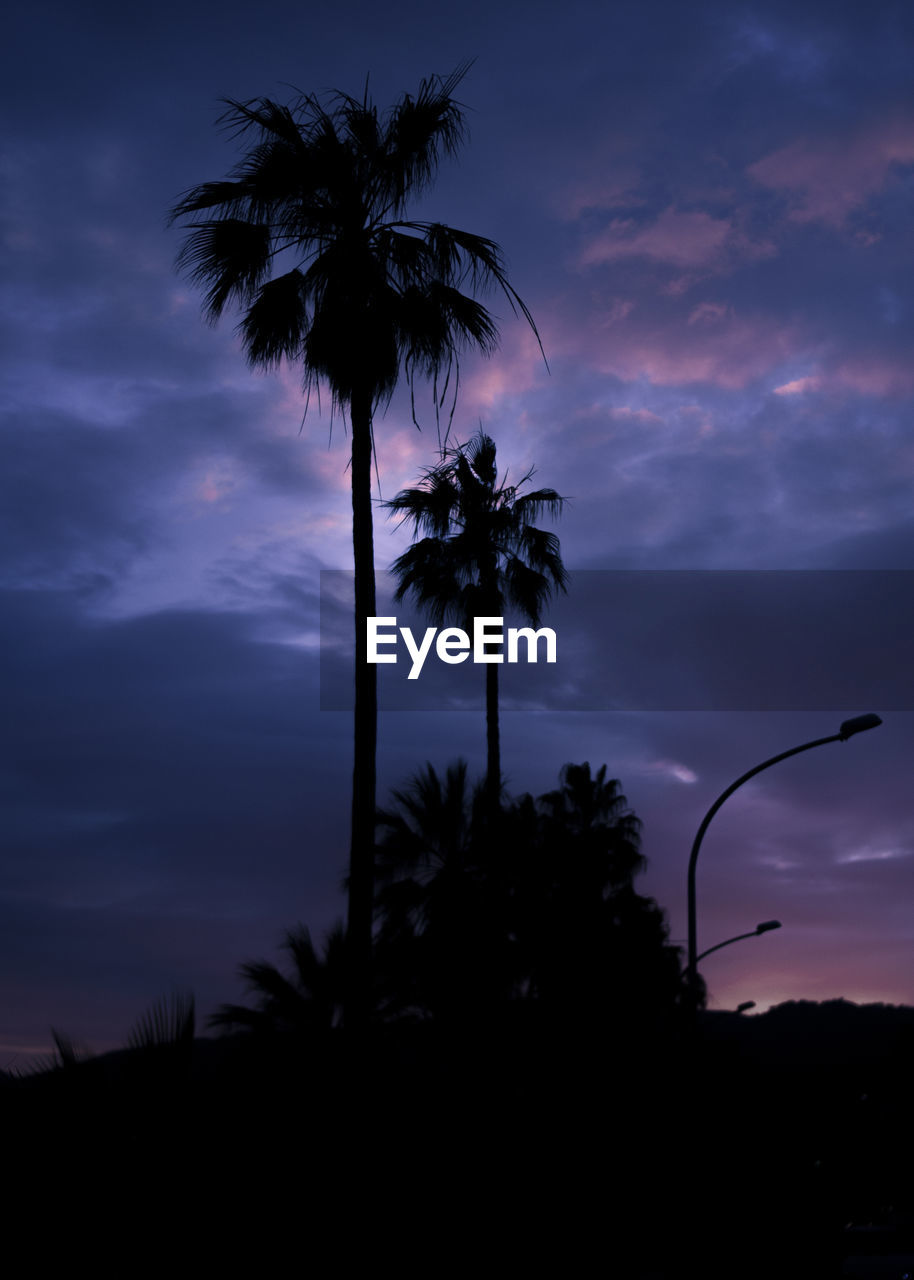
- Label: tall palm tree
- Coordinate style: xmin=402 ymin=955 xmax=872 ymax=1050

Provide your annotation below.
xmin=386 ymin=430 xmax=567 ymax=802
xmin=169 ymin=67 xmax=541 ymax=1023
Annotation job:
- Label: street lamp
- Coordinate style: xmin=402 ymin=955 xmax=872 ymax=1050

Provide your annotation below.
xmin=685 ymin=714 xmax=882 ymax=1005
xmin=695 ymin=919 xmax=782 ymax=965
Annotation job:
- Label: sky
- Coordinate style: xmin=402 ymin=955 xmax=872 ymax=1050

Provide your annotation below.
xmin=3 ymin=0 xmax=914 ymax=1063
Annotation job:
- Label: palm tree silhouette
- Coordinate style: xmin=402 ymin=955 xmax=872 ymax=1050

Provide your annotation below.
xmin=169 ymin=67 xmax=541 ymax=1023
xmin=210 ymin=924 xmax=347 ymax=1037
xmin=374 ymin=758 xmax=681 ymax=1023
xmin=511 ymin=764 xmax=680 ymax=1017
xmin=537 ymin=761 xmax=645 ymax=892
xmin=386 ymin=430 xmax=567 ymax=803
xmin=375 ymin=761 xmax=515 ymax=1018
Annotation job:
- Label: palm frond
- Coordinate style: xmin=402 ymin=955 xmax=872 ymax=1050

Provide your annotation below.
xmin=175 ymin=219 xmax=272 ymax=320
xmin=511 ymin=487 xmax=567 ymax=522
xmin=51 ymin=1028 xmax=81 ymax=1070
xmin=127 ymin=991 xmax=196 ymax=1053
xmin=217 ymin=96 xmax=307 ymax=150
xmin=168 ymin=179 xmax=252 ymax=222
xmin=240 ymin=269 xmax=308 ymax=366
xmin=381 ymin=66 xmax=470 ymax=208
xmin=391 ymin=538 xmax=462 ymax=623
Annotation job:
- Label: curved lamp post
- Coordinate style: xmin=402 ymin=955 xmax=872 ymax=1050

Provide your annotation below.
xmin=695 ymin=919 xmax=781 ymax=965
xmin=686 ymin=714 xmax=882 ymax=1006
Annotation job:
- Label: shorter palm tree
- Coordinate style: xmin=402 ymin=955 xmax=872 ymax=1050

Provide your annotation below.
xmin=375 ymin=761 xmax=518 ymax=1018
xmin=537 ymin=762 xmax=645 ymax=894
xmin=386 ymin=430 xmax=567 ymax=803
xmin=518 ymin=765 xmax=657 ymax=1012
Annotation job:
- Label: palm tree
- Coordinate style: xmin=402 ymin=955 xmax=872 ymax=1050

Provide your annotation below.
xmin=374 ymin=761 xmax=517 ymax=1017
xmin=169 ymin=67 xmax=541 ymax=1023
xmin=537 ymin=761 xmax=645 ymax=893
xmin=386 ymin=430 xmax=567 ymax=803
xmin=210 ymin=924 xmax=348 ymax=1037
xmin=510 ymin=764 xmax=682 ymax=1018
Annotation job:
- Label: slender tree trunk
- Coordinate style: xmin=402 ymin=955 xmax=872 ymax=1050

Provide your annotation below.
xmin=486 ymin=660 xmax=500 ymax=811
xmin=347 ymin=385 xmax=376 ymax=1029
xmin=482 ymin=566 xmax=501 ymax=813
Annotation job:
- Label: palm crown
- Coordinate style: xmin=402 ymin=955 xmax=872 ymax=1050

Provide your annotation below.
xmin=387 ymin=430 xmax=568 ymax=625
xmin=169 ymin=64 xmax=539 ymax=411
xmin=387 ymin=431 xmax=567 ymax=799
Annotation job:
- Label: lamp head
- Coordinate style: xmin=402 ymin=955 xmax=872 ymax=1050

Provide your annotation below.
xmin=755 ymin=919 xmax=781 ymax=935
xmin=839 ymin=713 xmax=882 ymax=740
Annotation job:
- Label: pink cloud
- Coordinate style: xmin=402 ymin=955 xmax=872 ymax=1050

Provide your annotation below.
xmin=458 ymin=327 xmax=547 ymax=412
xmin=568 ymin=309 xmax=796 ymax=390
xmin=773 ymin=361 xmax=914 ymax=399
xmin=601 ymin=298 xmax=635 ymax=325
xmin=687 ymin=302 xmax=729 ymax=326
xmin=557 ymin=173 xmax=645 ymax=220
xmin=548 ymin=281 xmax=914 ymax=397
xmin=195 ymin=459 xmax=239 ymax=506
xmin=608 ymin=406 xmax=663 ymax=425
xmin=832 ymin=358 xmax=914 ymax=397
xmin=748 ymin=117 xmax=914 ymax=226
xmin=578 ymin=206 xmax=775 ymax=273
xmin=774 ymin=375 xmax=821 ymax=396
xmin=580 ymin=207 xmax=730 ymax=269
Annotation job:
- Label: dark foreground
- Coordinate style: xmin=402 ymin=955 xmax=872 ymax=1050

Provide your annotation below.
xmin=6 ymin=1003 xmax=914 ymax=1276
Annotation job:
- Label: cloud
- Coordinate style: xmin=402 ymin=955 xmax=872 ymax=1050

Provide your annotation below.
xmin=836 ymin=846 xmax=910 ymax=865
xmin=571 ymin=307 xmax=796 ymax=390
xmin=774 ymin=361 xmax=914 ymax=399
xmin=578 ymin=206 xmax=775 ymax=274
xmin=748 ymin=117 xmax=914 ymax=227
xmin=688 ymin=302 xmax=730 ymax=326
xmin=556 ymin=173 xmax=646 ymax=220
xmin=831 ymin=357 xmax=914 ymax=398
xmin=608 ymin=406 xmax=663 ymax=425
xmin=774 ymin=376 xmax=821 ymax=395
xmin=457 ymin=327 xmax=549 ymax=412
xmin=0 ymin=583 xmax=344 ymax=929
xmin=644 ymin=759 xmax=698 ymax=784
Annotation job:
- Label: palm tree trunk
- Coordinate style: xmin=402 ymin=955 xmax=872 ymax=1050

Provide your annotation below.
xmin=486 ymin=661 xmax=500 ymax=810
xmin=347 ymin=385 xmax=376 ymax=1029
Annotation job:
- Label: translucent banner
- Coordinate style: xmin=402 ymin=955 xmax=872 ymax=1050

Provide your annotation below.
xmin=320 ymin=570 xmax=914 ymax=711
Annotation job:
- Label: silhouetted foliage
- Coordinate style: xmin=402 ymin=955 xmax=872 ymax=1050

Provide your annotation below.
xmin=374 ymin=760 xmax=683 ymax=1026
xmin=375 ymin=761 xmax=516 ymax=1019
xmin=128 ymin=991 xmax=196 ymax=1054
xmin=386 ymin=431 xmax=566 ymax=801
xmin=210 ymin=924 xmax=347 ymax=1038
xmin=21 ymin=1027 xmax=90 ymax=1078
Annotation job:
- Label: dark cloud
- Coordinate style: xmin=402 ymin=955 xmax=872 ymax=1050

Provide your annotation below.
xmin=1 ymin=588 xmax=347 ymax=1043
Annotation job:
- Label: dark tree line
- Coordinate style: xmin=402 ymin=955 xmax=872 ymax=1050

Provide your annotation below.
xmin=214 ymin=761 xmax=685 ymax=1036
